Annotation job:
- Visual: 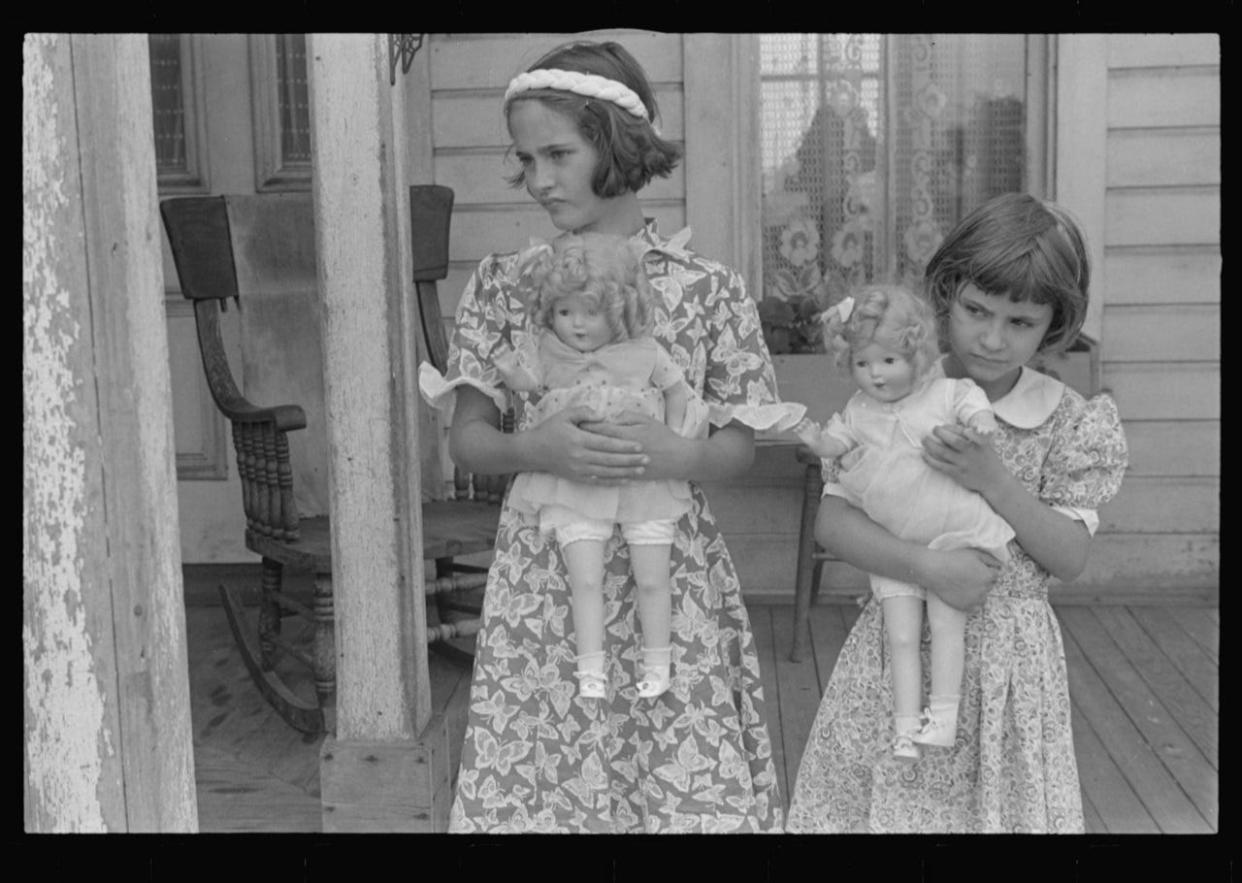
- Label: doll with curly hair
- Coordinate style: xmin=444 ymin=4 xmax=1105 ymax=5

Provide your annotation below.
xmin=493 ymin=232 xmax=701 ymax=700
xmin=792 ymin=284 xmax=1015 ymax=761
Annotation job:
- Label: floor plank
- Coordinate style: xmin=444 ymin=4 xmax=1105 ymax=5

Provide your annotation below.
xmin=1070 ymin=697 xmax=1160 ymax=834
xmin=1093 ymin=607 xmax=1217 ymax=768
xmin=808 ymin=604 xmax=850 ymax=695
xmin=772 ymin=603 xmax=827 ymax=802
xmin=1131 ymin=606 xmax=1220 ymax=712
xmin=1060 ymin=619 xmax=1212 ymax=833
xmin=1168 ymin=607 xmax=1219 ymax=664
xmin=1060 ymin=608 xmax=1217 ymax=829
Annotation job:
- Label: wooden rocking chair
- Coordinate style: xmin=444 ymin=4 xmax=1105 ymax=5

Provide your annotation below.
xmin=160 ymin=185 xmax=502 ymax=734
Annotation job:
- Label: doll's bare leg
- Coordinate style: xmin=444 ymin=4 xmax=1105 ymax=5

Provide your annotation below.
xmin=913 ymin=592 xmax=967 ymax=747
xmin=628 ymin=541 xmax=673 ymax=697
xmin=561 ymin=538 xmax=609 ymax=698
xmin=878 ymin=583 xmax=925 ymax=760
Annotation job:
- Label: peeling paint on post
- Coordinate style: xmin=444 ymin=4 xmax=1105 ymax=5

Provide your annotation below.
xmin=23 ymin=32 xmax=112 ymax=834
xmin=23 ymin=33 xmax=197 ymax=832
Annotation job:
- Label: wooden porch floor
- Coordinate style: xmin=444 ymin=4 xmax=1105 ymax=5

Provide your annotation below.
xmin=186 ymin=572 xmax=1217 ymax=834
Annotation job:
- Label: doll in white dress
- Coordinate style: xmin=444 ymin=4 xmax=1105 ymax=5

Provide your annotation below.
xmin=493 ymin=232 xmax=701 ymax=700
xmin=793 ymin=284 xmax=1015 ymax=761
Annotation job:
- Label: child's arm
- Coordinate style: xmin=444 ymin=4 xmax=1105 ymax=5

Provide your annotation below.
xmin=923 ymin=425 xmax=1090 ymax=582
xmin=816 ymin=494 xmax=1002 ymax=610
xmin=451 ymin=385 xmax=648 ymax=483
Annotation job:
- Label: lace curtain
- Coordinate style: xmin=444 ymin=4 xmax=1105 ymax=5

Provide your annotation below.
xmin=759 ymin=34 xmax=1037 ymax=353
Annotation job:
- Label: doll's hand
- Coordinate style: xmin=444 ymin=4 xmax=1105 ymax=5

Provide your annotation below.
xmin=492 ymin=347 xmax=539 ymax=392
xmin=793 ymin=418 xmax=849 ymax=460
xmin=922 ymin=423 xmax=1010 ymax=498
xmin=526 ymin=405 xmax=650 ymax=484
xmin=916 ymin=547 xmax=1003 ymax=611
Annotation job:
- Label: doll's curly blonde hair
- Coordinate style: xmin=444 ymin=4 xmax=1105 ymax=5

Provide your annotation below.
xmin=523 ymin=232 xmax=655 ymax=342
xmin=822 ymin=284 xmax=939 ymax=380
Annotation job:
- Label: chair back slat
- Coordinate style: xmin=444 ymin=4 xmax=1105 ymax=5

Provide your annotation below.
xmin=159 ymin=197 xmax=239 ymax=301
xmin=162 ymin=195 xmax=304 ymax=541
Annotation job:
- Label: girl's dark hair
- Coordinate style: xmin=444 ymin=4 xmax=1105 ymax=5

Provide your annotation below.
xmin=923 ymin=192 xmax=1091 ymax=354
xmin=504 ymin=40 xmax=682 ymax=198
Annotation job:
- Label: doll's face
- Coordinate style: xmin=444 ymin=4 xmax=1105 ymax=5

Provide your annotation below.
xmin=551 ymin=292 xmax=614 ymax=353
xmin=850 ymin=342 xmax=916 ymax=403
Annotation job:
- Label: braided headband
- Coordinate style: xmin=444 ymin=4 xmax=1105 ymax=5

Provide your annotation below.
xmin=504 ymin=68 xmax=650 ymax=121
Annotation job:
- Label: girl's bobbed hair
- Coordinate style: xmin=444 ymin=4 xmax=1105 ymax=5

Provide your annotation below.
xmin=522 ymin=232 xmax=655 ymax=343
xmin=504 ymin=40 xmax=682 ymax=198
xmin=822 ymin=284 xmax=939 ymax=380
xmin=924 ymin=192 xmax=1090 ymax=354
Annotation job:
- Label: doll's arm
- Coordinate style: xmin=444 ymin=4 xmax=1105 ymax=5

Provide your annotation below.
xmin=791 ymin=417 xmax=852 ymax=460
xmin=965 ymin=409 xmax=999 ymax=438
xmin=492 ymin=345 xmax=542 ymax=392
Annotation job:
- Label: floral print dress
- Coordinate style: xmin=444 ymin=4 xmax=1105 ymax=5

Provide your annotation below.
xmin=786 ymin=363 xmax=1128 ymax=833
xmin=421 ymin=222 xmax=801 ymax=833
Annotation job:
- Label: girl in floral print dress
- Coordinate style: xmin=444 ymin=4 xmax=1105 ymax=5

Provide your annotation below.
xmin=786 ymin=192 xmax=1128 ymax=833
xmin=419 ymin=40 xmax=801 ymax=833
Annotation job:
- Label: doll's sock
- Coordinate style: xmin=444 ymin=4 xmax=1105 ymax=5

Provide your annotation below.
xmin=893 ymin=713 xmax=921 ymax=760
xmin=913 ymin=694 xmax=960 ymax=747
xmin=637 ymin=646 xmax=671 ymax=698
xmin=575 ymin=651 xmax=607 ymax=698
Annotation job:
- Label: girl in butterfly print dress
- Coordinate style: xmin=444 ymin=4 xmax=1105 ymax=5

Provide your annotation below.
xmin=786 ymin=193 xmax=1128 ymax=833
xmin=419 ymin=40 xmax=802 ymax=833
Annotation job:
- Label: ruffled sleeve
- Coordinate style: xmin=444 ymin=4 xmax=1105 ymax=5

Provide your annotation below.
xmin=1038 ymin=391 xmax=1129 ymax=535
xmin=700 ymin=267 xmax=806 ymax=432
xmin=417 ymin=253 xmax=520 ymax=424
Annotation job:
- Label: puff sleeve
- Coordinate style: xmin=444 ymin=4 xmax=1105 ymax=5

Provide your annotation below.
xmin=1038 ymin=391 xmax=1129 ymax=535
xmin=701 ymin=267 xmax=807 ymax=432
xmin=418 ymin=253 xmax=523 ymax=423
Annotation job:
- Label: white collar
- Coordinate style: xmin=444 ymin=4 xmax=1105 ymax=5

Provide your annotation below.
xmin=932 ymin=358 xmax=1065 ymax=429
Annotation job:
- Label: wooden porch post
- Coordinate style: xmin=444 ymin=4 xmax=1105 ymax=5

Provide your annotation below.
xmin=23 ymin=34 xmax=197 ymax=832
xmin=308 ymin=34 xmax=450 ymax=832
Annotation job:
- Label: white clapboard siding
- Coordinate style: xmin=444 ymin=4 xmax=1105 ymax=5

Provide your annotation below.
xmin=1107 ymin=68 xmax=1220 ymax=128
xmin=1093 ymin=37 xmax=1220 ymax=591
xmin=1103 ymin=363 xmax=1219 ymax=421
xmin=1102 ymin=305 xmax=1219 ymax=362
xmin=1106 ymin=128 xmax=1219 ymax=188
xmin=1105 ymin=188 xmax=1219 ymax=247
xmin=1104 ymin=247 xmax=1220 ymax=305
xmin=1098 ymin=477 xmax=1219 ymax=534
xmin=1123 ymin=420 xmax=1220 ymax=477
xmin=1107 ymin=33 xmax=1219 ymax=68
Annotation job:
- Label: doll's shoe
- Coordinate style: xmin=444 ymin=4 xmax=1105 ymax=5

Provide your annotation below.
xmin=575 ymin=670 xmax=608 ymax=699
xmin=636 ymin=667 xmax=670 ymax=699
xmin=912 ymin=706 xmax=958 ymax=747
xmin=892 ymin=733 xmax=920 ymax=762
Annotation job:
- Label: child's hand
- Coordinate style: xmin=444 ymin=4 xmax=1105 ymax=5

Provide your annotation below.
xmin=922 ymin=423 xmax=1010 ymax=498
xmin=917 ymin=547 xmax=1003 ymax=611
xmin=582 ymin=410 xmax=686 ymax=481
xmin=527 ymin=405 xmax=649 ymax=484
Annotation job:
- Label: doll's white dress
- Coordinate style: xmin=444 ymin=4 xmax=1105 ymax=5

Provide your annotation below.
xmin=503 ymin=332 xmax=694 ymax=527
xmin=822 ymin=375 xmax=1015 ymax=556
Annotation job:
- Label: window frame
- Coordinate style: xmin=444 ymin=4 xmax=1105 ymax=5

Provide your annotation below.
xmin=151 ymin=33 xmax=210 ymax=194
xmin=249 ymin=34 xmax=313 ymax=192
xmin=686 ymin=34 xmax=1056 ymax=306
